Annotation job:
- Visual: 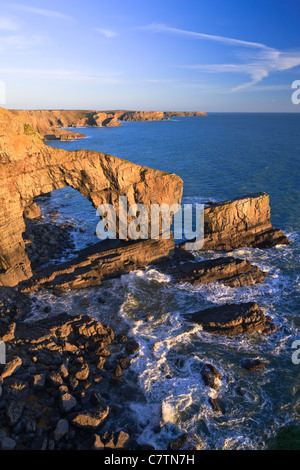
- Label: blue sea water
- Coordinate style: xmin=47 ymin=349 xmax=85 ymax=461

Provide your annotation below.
xmin=48 ymin=113 xmax=300 ymax=231
xmin=35 ymin=113 xmax=300 ymax=449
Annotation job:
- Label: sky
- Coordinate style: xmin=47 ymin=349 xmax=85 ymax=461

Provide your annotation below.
xmin=1 ymin=0 xmax=300 ymax=111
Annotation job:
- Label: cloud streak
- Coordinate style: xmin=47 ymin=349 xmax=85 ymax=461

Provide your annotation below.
xmin=143 ymin=23 xmax=300 ymax=91
xmin=0 ymin=18 xmax=20 ymax=31
xmin=95 ymin=28 xmax=117 ymax=38
xmin=0 ymin=67 xmax=122 ymax=83
xmin=143 ymin=23 xmax=271 ymax=51
xmin=0 ymin=35 xmax=42 ymax=52
xmin=7 ymin=3 xmax=74 ymax=21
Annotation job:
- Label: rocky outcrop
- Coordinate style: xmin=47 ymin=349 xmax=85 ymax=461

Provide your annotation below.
xmin=23 ymin=217 xmax=75 ymax=269
xmin=0 ymin=107 xmax=183 ymax=287
xmin=184 ymin=302 xmax=277 ymax=335
xmin=167 ymin=256 xmax=268 ymax=287
xmin=44 ymin=130 xmax=86 ymax=142
xmin=201 ymin=363 xmax=222 ymax=390
xmin=241 ymin=358 xmax=265 ymax=372
xmin=93 ymin=112 xmax=122 ymax=128
xmin=168 ymin=433 xmax=203 ymax=450
xmin=10 ymin=110 xmax=94 ymax=140
xmin=181 ymin=193 xmax=289 ymax=251
xmin=164 ymin=111 xmax=207 ymax=117
xmin=0 ymin=312 xmax=135 ymax=450
xmin=9 ymin=109 xmax=207 ymax=140
xmin=19 ymin=238 xmax=175 ymax=292
xmin=19 ymin=241 xmax=269 ymax=293
xmin=118 ymin=111 xmax=165 ymax=122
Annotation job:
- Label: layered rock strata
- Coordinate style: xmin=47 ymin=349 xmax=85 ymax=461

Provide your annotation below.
xmin=167 ymin=256 xmax=268 ymax=287
xmin=19 ymin=238 xmax=175 ymax=292
xmin=0 ymin=107 xmax=183 ymax=287
xmin=184 ymin=302 xmax=277 ymax=335
xmin=181 ymin=193 xmax=290 ymax=251
xmin=9 ymin=109 xmax=207 ymax=141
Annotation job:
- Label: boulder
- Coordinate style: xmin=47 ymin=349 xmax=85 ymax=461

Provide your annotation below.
xmin=169 ymin=256 xmax=268 ymax=287
xmin=184 ymin=302 xmax=276 ymax=335
xmin=70 ymin=407 xmax=109 ymax=432
xmin=242 ymin=358 xmax=265 ymax=372
xmin=60 ymin=393 xmax=77 ymax=414
xmin=201 ymin=363 xmax=222 ymax=390
xmin=1 ymin=436 xmax=16 ymax=450
xmin=168 ymin=433 xmax=203 ymax=450
xmin=54 ymin=418 xmax=69 ymax=442
xmin=0 ymin=357 xmax=22 ymax=379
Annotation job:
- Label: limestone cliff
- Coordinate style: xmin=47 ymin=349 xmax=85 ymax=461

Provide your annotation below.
xmin=164 ymin=111 xmax=207 ymax=117
xmin=9 ymin=109 xmax=95 ymax=140
xmin=9 ymin=109 xmax=207 ymax=140
xmin=201 ymin=193 xmax=289 ymax=250
xmin=117 ymin=111 xmax=165 ymax=121
xmin=0 ymin=107 xmax=183 ymax=287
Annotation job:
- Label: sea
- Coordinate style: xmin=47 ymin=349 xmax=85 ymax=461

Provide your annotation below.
xmin=28 ymin=113 xmax=300 ymax=450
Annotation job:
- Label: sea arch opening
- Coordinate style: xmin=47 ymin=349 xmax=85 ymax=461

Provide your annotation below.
xmin=22 ymin=186 xmax=101 ymax=272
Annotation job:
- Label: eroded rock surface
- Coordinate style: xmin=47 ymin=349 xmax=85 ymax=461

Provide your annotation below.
xmin=0 ymin=107 xmax=183 ymax=287
xmin=201 ymin=363 xmax=222 ymax=390
xmin=181 ymin=193 xmax=289 ymax=251
xmin=9 ymin=109 xmax=207 ymax=140
xmin=19 ymin=238 xmax=175 ymax=292
xmin=0 ymin=313 xmax=136 ymax=450
xmin=184 ymin=301 xmax=277 ymax=335
xmin=167 ymin=256 xmax=268 ymax=287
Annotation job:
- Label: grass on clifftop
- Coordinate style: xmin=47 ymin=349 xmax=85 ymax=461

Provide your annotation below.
xmin=23 ymin=123 xmax=43 ymax=141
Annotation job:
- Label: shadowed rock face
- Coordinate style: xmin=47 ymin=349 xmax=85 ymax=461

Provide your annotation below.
xmin=19 ymin=238 xmax=176 ymax=292
xmin=166 ymin=256 xmax=268 ymax=287
xmin=0 ymin=107 xmax=183 ymax=287
xmin=179 ymin=193 xmax=290 ymax=252
xmin=184 ymin=302 xmax=277 ymax=335
xmin=201 ymin=194 xmax=289 ymax=250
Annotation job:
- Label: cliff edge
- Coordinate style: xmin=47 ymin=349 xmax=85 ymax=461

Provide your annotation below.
xmin=9 ymin=109 xmax=207 ymax=141
xmin=0 ymin=107 xmax=183 ymax=286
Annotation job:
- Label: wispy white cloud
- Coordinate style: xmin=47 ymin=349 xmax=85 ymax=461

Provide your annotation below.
xmin=0 ymin=67 xmax=87 ymax=79
xmin=7 ymin=3 xmax=74 ymax=21
xmin=236 ymin=84 xmax=290 ymax=92
xmin=143 ymin=23 xmax=300 ymax=91
xmin=0 ymin=67 xmax=122 ymax=83
xmin=0 ymin=17 xmax=20 ymax=31
xmin=142 ymin=23 xmax=271 ymax=51
xmin=0 ymin=35 xmax=42 ymax=52
xmin=95 ymin=28 xmax=118 ymax=38
xmin=142 ymin=78 xmax=179 ymax=83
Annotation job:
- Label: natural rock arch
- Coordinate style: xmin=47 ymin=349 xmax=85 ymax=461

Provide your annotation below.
xmin=0 ymin=108 xmax=183 ymax=286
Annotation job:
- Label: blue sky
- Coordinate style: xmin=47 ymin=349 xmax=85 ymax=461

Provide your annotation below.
xmin=1 ymin=0 xmax=300 ymax=111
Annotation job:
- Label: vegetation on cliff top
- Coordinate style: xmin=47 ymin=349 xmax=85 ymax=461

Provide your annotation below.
xmin=23 ymin=123 xmax=43 ymax=141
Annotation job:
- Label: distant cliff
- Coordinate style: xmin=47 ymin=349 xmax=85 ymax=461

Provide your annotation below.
xmin=9 ymin=109 xmax=207 ymax=141
xmin=164 ymin=111 xmax=207 ymax=117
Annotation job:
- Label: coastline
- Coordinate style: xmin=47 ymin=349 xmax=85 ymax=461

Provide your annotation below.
xmin=9 ymin=109 xmax=207 ymax=142
xmin=0 ymin=107 xmax=297 ymax=450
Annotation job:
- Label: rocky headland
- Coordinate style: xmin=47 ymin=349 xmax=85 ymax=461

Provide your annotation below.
xmin=9 ymin=109 xmax=207 ymax=142
xmin=0 ymin=106 xmax=290 ymax=450
xmin=0 ymin=107 xmax=183 ymax=287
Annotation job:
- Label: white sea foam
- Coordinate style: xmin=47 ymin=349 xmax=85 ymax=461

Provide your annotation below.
xmin=27 ymin=182 xmax=300 ymax=449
